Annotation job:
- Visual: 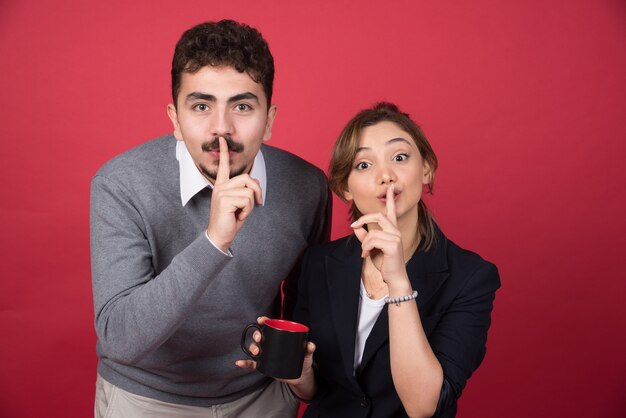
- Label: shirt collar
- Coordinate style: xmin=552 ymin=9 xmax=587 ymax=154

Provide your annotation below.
xmin=176 ymin=140 xmax=267 ymax=207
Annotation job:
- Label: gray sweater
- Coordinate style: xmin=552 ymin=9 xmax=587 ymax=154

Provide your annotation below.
xmin=90 ymin=135 xmax=330 ymax=406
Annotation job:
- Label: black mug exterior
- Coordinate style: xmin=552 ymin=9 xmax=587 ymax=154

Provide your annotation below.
xmin=241 ymin=320 xmax=309 ymax=379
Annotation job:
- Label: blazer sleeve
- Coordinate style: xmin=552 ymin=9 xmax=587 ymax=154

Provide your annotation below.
xmin=432 ymin=261 xmax=500 ymax=416
xmin=292 ymin=246 xmax=333 ymax=403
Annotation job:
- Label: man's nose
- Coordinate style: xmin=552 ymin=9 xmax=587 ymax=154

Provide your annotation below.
xmin=210 ymin=109 xmax=234 ymax=138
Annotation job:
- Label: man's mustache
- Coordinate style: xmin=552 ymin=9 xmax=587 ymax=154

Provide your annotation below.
xmin=201 ymin=136 xmax=244 ymax=153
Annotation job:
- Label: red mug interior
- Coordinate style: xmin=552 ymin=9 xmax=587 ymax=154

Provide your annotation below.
xmin=265 ymin=319 xmax=309 ymax=333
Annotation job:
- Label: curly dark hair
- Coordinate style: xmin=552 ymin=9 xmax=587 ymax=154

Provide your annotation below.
xmin=171 ymin=20 xmax=274 ymax=107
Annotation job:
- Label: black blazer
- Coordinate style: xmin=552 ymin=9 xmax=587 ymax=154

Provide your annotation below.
xmin=293 ymin=227 xmax=500 ymax=418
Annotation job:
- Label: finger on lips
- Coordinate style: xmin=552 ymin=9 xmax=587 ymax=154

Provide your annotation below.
xmin=216 ymin=136 xmax=230 ymax=185
xmin=386 ymin=184 xmax=397 ymax=226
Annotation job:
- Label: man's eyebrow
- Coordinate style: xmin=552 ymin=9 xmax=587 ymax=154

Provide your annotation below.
xmin=185 ymin=92 xmax=216 ymax=102
xmin=228 ymin=92 xmax=260 ymax=104
xmin=184 ymin=92 xmax=260 ymax=104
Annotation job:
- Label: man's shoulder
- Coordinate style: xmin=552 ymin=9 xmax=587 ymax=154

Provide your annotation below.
xmin=261 ymin=144 xmax=327 ymax=187
xmin=262 ymin=144 xmax=324 ymax=175
xmin=94 ymin=134 xmax=176 ymax=181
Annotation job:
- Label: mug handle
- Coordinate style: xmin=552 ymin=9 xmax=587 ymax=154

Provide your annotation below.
xmin=241 ymin=323 xmax=262 ymax=359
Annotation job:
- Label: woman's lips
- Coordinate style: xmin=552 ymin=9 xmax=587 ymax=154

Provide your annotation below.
xmin=377 ymin=189 xmax=400 ymax=203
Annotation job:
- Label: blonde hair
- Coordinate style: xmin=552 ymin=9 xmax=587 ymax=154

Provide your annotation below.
xmin=329 ymin=102 xmax=439 ymax=251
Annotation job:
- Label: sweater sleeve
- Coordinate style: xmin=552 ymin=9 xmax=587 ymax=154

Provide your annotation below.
xmin=90 ymin=174 xmax=230 ymax=365
xmin=281 ymin=173 xmax=332 ymax=320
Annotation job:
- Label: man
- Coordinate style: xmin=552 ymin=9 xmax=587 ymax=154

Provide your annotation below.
xmin=90 ymin=20 xmax=330 ymax=417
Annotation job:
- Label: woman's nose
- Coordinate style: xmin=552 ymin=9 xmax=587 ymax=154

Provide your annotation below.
xmin=379 ymin=169 xmax=395 ymax=184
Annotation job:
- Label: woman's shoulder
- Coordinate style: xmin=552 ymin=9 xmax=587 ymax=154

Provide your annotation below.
xmin=446 ymin=237 xmax=495 ymax=268
xmin=440 ymin=232 xmax=500 ymax=289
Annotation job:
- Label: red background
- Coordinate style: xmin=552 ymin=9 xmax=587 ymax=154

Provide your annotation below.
xmin=1 ymin=1 xmax=625 ymax=416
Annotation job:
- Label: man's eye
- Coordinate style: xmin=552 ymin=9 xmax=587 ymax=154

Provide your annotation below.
xmin=194 ymin=104 xmax=209 ymax=111
xmin=355 ymin=161 xmax=370 ymax=170
xmin=235 ymin=103 xmax=251 ymax=111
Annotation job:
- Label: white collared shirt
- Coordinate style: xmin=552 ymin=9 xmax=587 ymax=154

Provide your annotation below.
xmin=175 ymin=140 xmax=267 ymax=255
xmin=176 ymin=140 xmax=267 ymax=206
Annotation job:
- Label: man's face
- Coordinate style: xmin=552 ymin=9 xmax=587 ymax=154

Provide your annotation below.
xmin=167 ymin=66 xmax=277 ymax=183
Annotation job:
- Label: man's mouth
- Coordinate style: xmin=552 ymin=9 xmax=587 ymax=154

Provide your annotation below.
xmin=201 ymin=136 xmax=244 ymax=153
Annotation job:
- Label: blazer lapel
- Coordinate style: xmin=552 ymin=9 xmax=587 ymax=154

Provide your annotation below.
xmin=326 ymin=237 xmax=363 ymax=387
xmin=409 ymin=241 xmax=450 ymax=309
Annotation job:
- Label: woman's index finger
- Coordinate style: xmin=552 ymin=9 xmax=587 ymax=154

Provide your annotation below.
xmin=386 ymin=184 xmax=397 ymax=226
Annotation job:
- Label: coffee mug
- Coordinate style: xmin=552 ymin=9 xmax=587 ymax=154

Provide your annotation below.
xmin=241 ymin=319 xmax=309 ymax=379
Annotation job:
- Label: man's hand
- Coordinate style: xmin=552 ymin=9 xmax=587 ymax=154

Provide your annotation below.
xmin=207 ymin=137 xmax=262 ymax=252
xmin=235 ymin=316 xmax=318 ymax=401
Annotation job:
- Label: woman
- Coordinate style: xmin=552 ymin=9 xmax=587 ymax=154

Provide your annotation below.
xmin=238 ymin=102 xmax=499 ymax=417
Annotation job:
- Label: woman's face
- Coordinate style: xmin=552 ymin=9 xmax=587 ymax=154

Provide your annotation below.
xmin=344 ymin=121 xmax=431 ymax=223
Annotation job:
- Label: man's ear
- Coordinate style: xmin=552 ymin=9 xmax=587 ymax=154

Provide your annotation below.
xmin=167 ymin=104 xmax=183 ymax=141
xmin=263 ymin=104 xmax=278 ymax=142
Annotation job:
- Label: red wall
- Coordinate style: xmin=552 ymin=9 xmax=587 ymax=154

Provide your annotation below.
xmin=1 ymin=1 xmax=625 ymax=416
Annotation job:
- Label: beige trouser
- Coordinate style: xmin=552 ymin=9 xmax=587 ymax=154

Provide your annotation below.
xmin=94 ymin=374 xmax=299 ymax=418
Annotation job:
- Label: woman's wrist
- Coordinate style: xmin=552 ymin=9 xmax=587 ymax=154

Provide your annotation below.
xmin=385 ymin=276 xmax=413 ymax=297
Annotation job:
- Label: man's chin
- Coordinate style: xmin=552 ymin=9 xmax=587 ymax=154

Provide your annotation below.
xmin=199 ymin=164 xmax=246 ymax=181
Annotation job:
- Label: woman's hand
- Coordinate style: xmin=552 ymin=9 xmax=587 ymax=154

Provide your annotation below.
xmin=235 ymin=316 xmax=317 ymax=400
xmin=351 ymin=184 xmax=408 ymax=287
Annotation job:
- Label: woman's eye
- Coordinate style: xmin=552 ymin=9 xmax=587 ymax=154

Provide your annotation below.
xmin=394 ymin=153 xmax=409 ymax=162
xmin=355 ymin=161 xmax=370 ymax=170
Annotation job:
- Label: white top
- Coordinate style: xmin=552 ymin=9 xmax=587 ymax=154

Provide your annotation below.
xmin=176 ymin=140 xmax=267 ymax=207
xmin=354 ymin=280 xmax=387 ymax=373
